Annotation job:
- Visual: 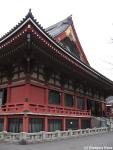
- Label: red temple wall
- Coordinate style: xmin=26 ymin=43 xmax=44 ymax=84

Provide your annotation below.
xmin=29 ymin=85 xmax=45 ymax=105
xmin=9 ymin=84 xmax=45 ymax=105
xmin=10 ymin=85 xmax=26 ymax=103
xmin=8 ymin=83 xmax=106 ymax=115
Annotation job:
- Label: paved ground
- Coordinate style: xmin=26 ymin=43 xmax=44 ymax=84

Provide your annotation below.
xmin=0 ymin=133 xmax=113 ymax=150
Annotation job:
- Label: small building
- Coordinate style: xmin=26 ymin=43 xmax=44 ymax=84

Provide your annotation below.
xmin=0 ymin=10 xmax=113 ymax=133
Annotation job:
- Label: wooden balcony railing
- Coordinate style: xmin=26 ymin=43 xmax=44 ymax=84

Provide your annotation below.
xmin=0 ymin=102 xmax=91 ymax=117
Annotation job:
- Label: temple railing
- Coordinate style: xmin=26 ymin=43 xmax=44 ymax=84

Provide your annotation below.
xmin=29 ymin=104 xmax=91 ymax=116
xmin=0 ymin=127 xmax=112 ymax=143
xmin=0 ymin=102 xmax=91 ymax=117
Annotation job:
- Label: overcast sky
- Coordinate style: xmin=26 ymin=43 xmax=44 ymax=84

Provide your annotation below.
xmin=0 ymin=0 xmax=113 ymax=80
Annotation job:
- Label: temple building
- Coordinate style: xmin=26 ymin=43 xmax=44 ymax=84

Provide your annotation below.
xmin=0 ymin=10 xmax=113 ymax=133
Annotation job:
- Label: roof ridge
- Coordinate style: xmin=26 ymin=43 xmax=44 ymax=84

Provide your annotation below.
xmin=46 ymin=15 xmax=73 ymax=32
xmin=0 ymin=9 xmax=35 ymax=42
xmin=0 ymin=9 xmax=58 ymax=45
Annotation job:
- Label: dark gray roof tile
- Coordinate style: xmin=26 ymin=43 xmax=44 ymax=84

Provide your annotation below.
xmin=46 ymin=15 xmax=72 ymax=37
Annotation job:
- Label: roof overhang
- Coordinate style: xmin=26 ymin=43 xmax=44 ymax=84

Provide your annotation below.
xmin=0 ymin=10 xmax=113 ymax=92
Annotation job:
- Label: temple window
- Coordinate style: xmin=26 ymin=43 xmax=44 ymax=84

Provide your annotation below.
xmin=48 ymin=73 xmax=60 ymax=86
xmin=77 ymin=97 xmax=85 ymax=110
xmin=64 ymin=94 xmax=73 ymax=107
xmin=48 ymin=90 xmax=60 ymax=105
xmin=29 ymin=118 xmax=43 ymax=133
xmin=64 ymin=80 xmax=73 ymax=90
xmin=8 ymin=118 xmax=22 ymax=133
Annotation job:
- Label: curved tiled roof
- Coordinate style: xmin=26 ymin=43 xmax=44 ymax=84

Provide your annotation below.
xmin=0 ymin=9 xmax=53 ymax=43
xmin=0 ymin=9 xmax=113 ymax=87
xmin=0 ymin=11 xmax=80 ymax=61
xmin=46 ymin=15 xmax=72 ymax=37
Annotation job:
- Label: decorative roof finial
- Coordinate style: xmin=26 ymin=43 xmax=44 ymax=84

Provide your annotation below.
xmin=26 ymin=8 xmax=34 ymax=19
xmin=29 ymin=8 xmax=32 ymax=14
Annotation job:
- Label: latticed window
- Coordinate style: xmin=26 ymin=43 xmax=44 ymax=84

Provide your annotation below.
xmin=64 ymin=94 xmax=73 ymax=107
xmin=48 ymin=90 xmax=60 ymax=105
xmin=64 ymin=80 xmax=73 ymax=90
xmin=8 ymin=118 xmax=22 ymax=133
xmin=48 ymin=119 xmax=62 ymax=132
xmin=49 ymin=73 xmax=60 ymax=86
xmin=66 ymin=119 xmax=78 ymax=130
xmin=0 ymin=119 xmax=4 ymax=131
xmin=77 ymin=97 xmax=85 ymax=110
xmin=29 ymin=118 xmax=43 ymax=133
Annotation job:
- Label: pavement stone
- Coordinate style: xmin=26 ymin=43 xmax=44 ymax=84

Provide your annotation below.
xmin=0 ymin=133 xmax=113 ymax=150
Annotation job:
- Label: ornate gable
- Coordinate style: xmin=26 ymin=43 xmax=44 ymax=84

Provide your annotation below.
xmin=46 ymin=16 xmax=89 ymax=65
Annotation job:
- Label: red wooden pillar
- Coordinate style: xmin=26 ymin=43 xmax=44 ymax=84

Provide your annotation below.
xmin=25 ymin=84 xmax=31 ymax=100
xmin=24 ymin=84 xmax=30 ymax=111
xmin=7 ymin=87 xmax=11 ymax=103
xmin=23 ymin=115 xmax=29 ymax=132
xmin=44 ymin=116 xmax=48 ymax=132
xmin=78 ymin=118 xmax=81 ymax=129
xmin=3 ymin=116 xmax=8 ymax=131
xmin=62 ymin=117 xmax=66 ymax=131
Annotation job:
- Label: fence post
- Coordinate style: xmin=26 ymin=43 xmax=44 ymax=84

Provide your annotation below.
xmin=19 ymin=132 xmax=27 ymax=140
xmin=40 ymin=131 xmax=46 ymax=141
